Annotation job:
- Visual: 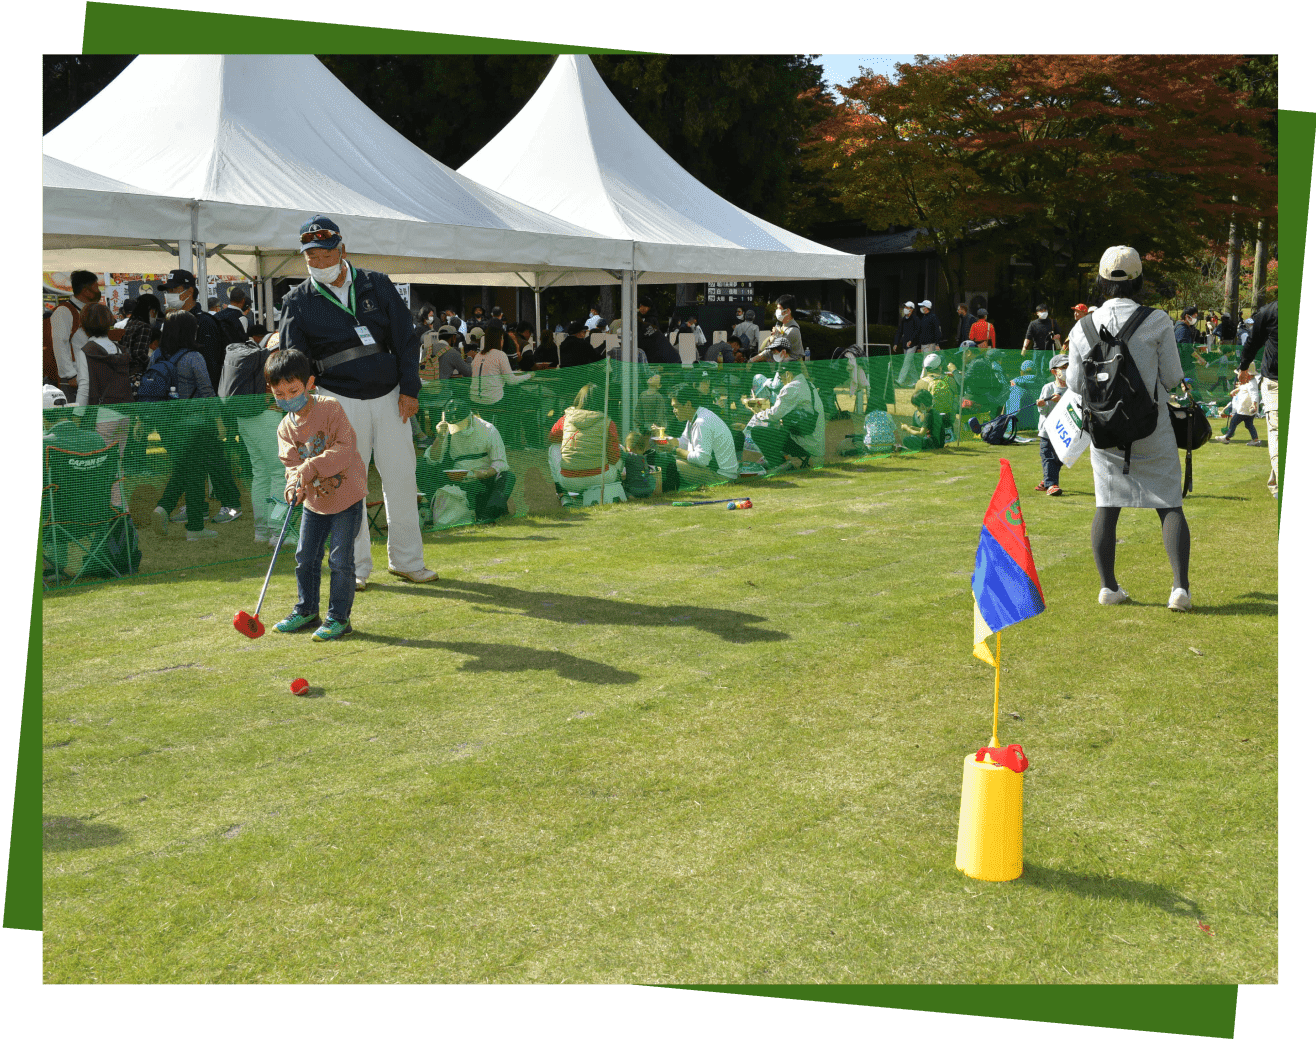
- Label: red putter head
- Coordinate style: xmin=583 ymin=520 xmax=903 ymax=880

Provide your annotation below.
xmin=233 ymin=611 xmax=265 ymax=639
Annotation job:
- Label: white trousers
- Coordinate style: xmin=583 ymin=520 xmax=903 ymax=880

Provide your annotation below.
xmin=332 ymin=387 xmax=425 ymax=579
xmin=236 ymin=409 xmax=285 ymax=536
xmin=1262 ymin=377 xmax=1280 ymax=498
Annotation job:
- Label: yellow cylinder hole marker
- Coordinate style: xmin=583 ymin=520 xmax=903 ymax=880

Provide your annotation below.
xmin=956 ymin=631 xmax=1026 ymax=881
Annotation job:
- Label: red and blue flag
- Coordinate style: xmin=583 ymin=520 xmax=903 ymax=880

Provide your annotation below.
xmin=972 ymin=459 xmax=1045 ymax=666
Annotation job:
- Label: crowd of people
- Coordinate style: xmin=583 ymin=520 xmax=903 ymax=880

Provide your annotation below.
xmin=42 ymin=223 xmax=1280 ymax=631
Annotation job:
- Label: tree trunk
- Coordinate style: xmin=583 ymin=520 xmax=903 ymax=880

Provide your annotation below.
xmin=1252 ymin=218 xmax=1269 ymax=311
xmin=599 ymin=283 xmax=616 ymax=325
xmin=1224 ymin=200 xmax=1241 ymax=323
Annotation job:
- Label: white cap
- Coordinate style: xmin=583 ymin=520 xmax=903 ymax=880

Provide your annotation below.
xmin=1098 ymin=245 xmax=1143 ymax=281
xmin=43 ymin=384 xmax=67 ymax=409
xmin=1049 ymin=354 xmax=1070 ymax=370
xmin=903 ymin=300 xmax=916 ymax=310
xmin=919 ymin=299 xmax=933 ymax=309
xmin=923 ymin=353 xmax=942 ymax=369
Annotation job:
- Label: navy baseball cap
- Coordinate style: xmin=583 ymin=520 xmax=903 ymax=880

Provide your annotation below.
xmin=164 ymin=269 xmax=197 ymax=291
xmin=299 ymin=215 xmax=343 ymax=253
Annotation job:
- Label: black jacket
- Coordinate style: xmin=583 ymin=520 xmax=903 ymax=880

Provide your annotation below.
xmin=957 ymin=312 xmax=973 ymax=344
xmin=279 ymin=266 xmax=420 ymax=400
xmin=896 ymin=314 xmax=920 ymax=349
xmin=186 ymin=302 xmax=226 ymax=390
xmin=559 ymin=333 xmax=603 ymax=368
xmin=214 ymin=305 xmax=249 ymax=347
xmin=1239 ymin=301 xmax=1278 ymax=381
xmin=916 ymin=310 xmax=942 ymax=347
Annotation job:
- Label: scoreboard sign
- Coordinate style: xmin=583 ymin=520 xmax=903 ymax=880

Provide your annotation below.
xmin=706 ymin=281 xmax=753 ymax=304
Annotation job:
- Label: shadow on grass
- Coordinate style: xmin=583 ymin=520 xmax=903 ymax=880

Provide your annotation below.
xmin=1189 ymin=599 xmax=1278 ymax=617
xmin=373 ymin=578 xmax=788 ymax=644
xmin=352 ymin=634 xmax=640 ymax=684
xmin=1020 ymin=863 xmax=1202 ymax=918
xmin=43 ymin=815 xmax=127 ymax=853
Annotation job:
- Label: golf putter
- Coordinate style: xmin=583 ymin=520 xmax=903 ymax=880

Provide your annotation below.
xmin=232 ymin=487 xmax=299 ymax=639
xmin=671 ymin=498 xmax=744 ymax=507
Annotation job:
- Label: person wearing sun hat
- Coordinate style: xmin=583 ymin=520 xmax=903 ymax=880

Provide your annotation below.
xmin=278 ymin=215 xmax=436 ymax=588
xmin=1066 ymin=244 xmax=1191 ymax=611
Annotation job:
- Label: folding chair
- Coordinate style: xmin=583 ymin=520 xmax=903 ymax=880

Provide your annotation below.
xmin=42 ymin=443 xmax=130 ymax=587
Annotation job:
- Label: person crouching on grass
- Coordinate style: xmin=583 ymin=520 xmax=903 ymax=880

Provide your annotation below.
xmin=268 ymin=349 xmax=368 ymax=642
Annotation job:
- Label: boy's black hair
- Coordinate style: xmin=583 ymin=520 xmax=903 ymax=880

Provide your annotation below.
xmin=70 ymin=270 xmax=98 ymax=295
xmin=775 ymin=293 xmax=796 ymax=312
xmin=1097 ymin=274 xmax=1144 ymax=300
xmin=265 ymin=348 xmax=312 ymax=387
xmin=911 ymin=389 xmax=934 ymax=409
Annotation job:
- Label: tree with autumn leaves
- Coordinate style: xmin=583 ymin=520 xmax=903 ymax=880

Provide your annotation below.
xmin=809 ymin=55 xmax=1278 ymax=313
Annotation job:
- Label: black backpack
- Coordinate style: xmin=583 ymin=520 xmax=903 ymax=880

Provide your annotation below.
xmin=1078 ymin=307 xmax=1159 ymax=474
xmin=217 ymin=340 xmax=273 ymax=417
xmin=137 ymin=348 xmax=182 ymax=402
xmin=978 ymin=413 xmax=1017 ymax=445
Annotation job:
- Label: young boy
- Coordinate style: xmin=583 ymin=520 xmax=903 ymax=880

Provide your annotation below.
xmin=621 ymin=429 xmax=657 ymax=499
xmin=1034 ymin=354 xmax=1069 ymax=496
xmin=268 ymin=349 xmax=368 ymax=641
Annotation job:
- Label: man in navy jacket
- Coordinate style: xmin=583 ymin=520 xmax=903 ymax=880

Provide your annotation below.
xmin=279 ymin=215 xmax=437 ymax=587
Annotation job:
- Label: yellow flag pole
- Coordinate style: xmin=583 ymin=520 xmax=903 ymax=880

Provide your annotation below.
xmin=990 ymin=631 xmax=1001 ymax=748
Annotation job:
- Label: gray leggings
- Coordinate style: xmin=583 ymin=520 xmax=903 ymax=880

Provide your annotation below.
xmin=1092 ymin=506 xmax=1190 ymax=592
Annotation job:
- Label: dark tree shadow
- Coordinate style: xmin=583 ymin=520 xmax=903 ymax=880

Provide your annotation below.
xmin=1020 ymin=863 xmax=1202 ymax=918
xmin=352 ymin=634 xmax=640 ymax=685
xmin=43 ymin=815 xmax=127 ymax=853
xmin=1185 ymin=494 xmax=1248 ymax=502
xmin=371 ymin=578 xmax=788 ymax=644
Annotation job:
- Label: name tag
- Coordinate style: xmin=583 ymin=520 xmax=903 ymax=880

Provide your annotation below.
xmin=354 ymin=325 xmax=376 ymax=346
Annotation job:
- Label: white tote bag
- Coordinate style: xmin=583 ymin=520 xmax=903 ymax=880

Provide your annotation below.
xmin=1041 ymin=388 xmax=1091 ymax=466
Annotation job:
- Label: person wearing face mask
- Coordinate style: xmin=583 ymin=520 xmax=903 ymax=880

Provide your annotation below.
xmin=748 ymin=295 xmax=804 ymax=363
xmin=46 ymin=270 xmax=102 ymax=398
xmin=741 ymin=350 xmax=825 ymax=474
xmin=732 ymin=308 xmax=759 ymax=354
xmin=278 ymin=215 xmax=436 ymax=587
xmin=915 ymin=299 xmax=942 ymax=354
xmin=892 ymin=300 xmax=922 ymax=387
xmin=418 ymin=397 xmax=515 ymax=524
xmin=161 ymin=269 xmax=226 ymax=389
xmin=1022 ymin=302 xmax=1061 ymax=354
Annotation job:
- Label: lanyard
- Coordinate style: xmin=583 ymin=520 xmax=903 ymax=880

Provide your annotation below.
xmin=313 ymin=265 xmax=357 ymax=319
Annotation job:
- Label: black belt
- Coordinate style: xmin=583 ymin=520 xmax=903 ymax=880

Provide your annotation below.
xmin=313 ymin=342 xmax=386 ymax=375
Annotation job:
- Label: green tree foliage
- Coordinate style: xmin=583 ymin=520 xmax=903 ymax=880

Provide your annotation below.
xmin=810 ymin=54 xmax=1278 ymax=309
xmin=43 ymin=56 xmax=134 ymax=134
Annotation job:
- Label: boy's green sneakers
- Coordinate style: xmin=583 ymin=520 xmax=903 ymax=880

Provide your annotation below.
xmin=274 ymin=611 xmax=320 ymax=633
xmin=311 ymin=619 xmax=353 ymax=642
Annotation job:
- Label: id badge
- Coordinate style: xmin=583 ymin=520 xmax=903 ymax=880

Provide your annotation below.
xmin=354 ymin=325 xmax=377 ymax=346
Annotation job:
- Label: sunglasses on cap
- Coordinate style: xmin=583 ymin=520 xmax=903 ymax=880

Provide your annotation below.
xmin=300 ymin=228 xmax=340 ymax=245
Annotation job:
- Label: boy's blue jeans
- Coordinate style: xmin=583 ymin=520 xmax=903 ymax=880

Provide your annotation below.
xmin=1039 ymin=431 xmax=1062 ymax=487
xmin=295 ymin=499 xmax=363 ymax=623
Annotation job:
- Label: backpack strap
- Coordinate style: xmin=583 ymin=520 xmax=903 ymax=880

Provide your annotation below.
xmin=1113 ymin=305 xmax=1153 ymax=344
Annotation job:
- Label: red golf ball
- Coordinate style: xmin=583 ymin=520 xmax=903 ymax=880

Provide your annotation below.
xmin=290 ymin=678 xmax=309 ymax=696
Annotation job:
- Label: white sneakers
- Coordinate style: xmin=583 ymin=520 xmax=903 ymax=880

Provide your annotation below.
xmin=152 ymin=505 xmax=169 ymax=536
xmin=1098 ymin=586 xmax=1193 ymax=610
xmin=388 ymin=567 xmax=439 ymax=583
xmin=355 ymin=578 xmax=368 ymax=592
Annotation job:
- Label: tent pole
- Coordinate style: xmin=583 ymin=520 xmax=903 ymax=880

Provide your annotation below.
xmin=534 ymin=278 xmax=543 ymax=348
xmin=620 ymin=270 xmax=633 ymax=442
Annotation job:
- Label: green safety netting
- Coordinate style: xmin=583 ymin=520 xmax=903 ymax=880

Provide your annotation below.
xmin=42 ymin=351 xmax=1086 ymax=588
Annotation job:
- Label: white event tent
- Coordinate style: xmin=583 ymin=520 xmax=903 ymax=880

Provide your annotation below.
xmin=458 ymin=54 xmax=867 ymax=335
xmin=42 ymin=54 xmax=634 ymax=324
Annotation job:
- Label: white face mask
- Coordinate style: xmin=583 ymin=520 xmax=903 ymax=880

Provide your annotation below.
xmin=1038 ymin=311 xmax=1049 ymax=319
xmin=164 ymin=291 xmax=185 ymax=310
xmin=307 ymin=259 xmax=342 ymax=284
xmin=902 ymin=307 xmax=912 ymax=316
xmin=774 ymin=308 xmax=784 ymax=322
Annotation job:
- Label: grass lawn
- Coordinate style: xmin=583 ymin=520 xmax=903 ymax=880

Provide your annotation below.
xmin=41 ymin=432 xmax=1278 ymax=984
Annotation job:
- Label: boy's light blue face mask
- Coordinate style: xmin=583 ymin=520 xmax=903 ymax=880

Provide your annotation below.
xmin=276 ymin=393 xmax=308 ymax=413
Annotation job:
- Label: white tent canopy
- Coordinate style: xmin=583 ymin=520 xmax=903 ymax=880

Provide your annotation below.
xmin=458 ymin=55 xmax=865 ymax=285
xmin=42 ymin=54 xmax=632 ymax=283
